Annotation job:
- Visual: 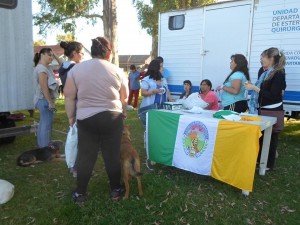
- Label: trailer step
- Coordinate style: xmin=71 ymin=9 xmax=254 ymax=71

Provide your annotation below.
xmin=0 ymin=124 xmax=38 ymax=138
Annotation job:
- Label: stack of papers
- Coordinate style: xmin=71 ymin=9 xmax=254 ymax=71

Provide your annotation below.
xmin=184 ymin=106 xmax=204 ymax=114
xmin=222 ymin=114 xmax=242 ymax=121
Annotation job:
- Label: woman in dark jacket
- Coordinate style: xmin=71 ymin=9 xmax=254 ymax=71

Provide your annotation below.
xmin=245 ymin=47 xmax=286 ymax=170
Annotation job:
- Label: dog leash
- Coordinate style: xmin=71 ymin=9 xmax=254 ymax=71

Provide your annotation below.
xmin=33 ymin=120 xmax=68 ymax=135
xmin=53 ymin=129 xmax=68 ymax=135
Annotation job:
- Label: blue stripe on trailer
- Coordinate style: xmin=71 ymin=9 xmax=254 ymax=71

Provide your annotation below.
xmin=168 ymin=84 xmax=200 ymax=94
xmin=169 ymin=85 xmax=300 ymax=105
xmin=284 ymin=91 xmax=300 ymax=102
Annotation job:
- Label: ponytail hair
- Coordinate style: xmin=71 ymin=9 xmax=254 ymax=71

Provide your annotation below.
xmin=91 ymin=36 xmax=111 ymax=59
xmin=264 ymin=47 xmax=286 ymax=80
xmin=60 ymin=41 xmax=83 ymax=58
xmin=33 ymin=47 xmax=52 ymax=66
xmin=33 ymin=53 xmax=40 ymax=66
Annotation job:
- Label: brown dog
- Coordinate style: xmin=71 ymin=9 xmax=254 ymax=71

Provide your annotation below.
xmin=121 ymin=126 xmax=143 ymax=200
xmin=17 ymin=140 xmax=64 ymax=167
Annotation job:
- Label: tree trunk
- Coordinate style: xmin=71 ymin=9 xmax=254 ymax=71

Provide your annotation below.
xmin=151 ymin=35 xmax=158 ymax=60
xmin=103 ymin=0 xmax=119 ymax=66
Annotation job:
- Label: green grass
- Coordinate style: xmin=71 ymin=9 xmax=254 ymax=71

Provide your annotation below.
xmin=0 ymin=99 xmax=299 ymax=225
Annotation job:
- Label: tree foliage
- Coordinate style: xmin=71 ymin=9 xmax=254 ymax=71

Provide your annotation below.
xmin=34 ymin=0 xmax=101 ymax=34
xmin=34 ymin=0 xmax=119 ymax=65
xmin=34 ymin=39 xmax=46 ymax=46
xmin=133 ymin=0 xmax=216 ymax=58
xmin=56 ymin=33 xmax=76 ymax=43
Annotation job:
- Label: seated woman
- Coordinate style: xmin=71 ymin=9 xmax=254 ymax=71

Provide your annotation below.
xmin=216 ymin=54 xmax=250 ymax=113
xmin=138 ymin=59 xmax=170 ymax=126
xmin=199 ymin=79 xmax=219 ymax=110
xmin=179 ymin=80 xmax=193 ymax=99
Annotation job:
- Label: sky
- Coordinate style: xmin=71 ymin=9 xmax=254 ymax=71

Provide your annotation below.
xmin=33 ymin=1 xmax=152 ymax=55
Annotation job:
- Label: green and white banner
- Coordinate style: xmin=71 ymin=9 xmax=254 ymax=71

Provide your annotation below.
xmin=173 ymin=116 xmax=219 ymax=175
xmin=146 ymin=110 xmax=261 ymax=191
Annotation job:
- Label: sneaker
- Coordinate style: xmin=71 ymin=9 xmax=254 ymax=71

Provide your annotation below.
xmin=72 ymin=192 xmax=86 ymax=205
xmin=110 ymin=187 xmax=124 ymax=201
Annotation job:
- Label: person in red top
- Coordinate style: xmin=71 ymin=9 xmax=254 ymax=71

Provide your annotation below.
xmin=139 ymin=64 xmax=148 ymax=80
xmin=199 ymin=79 xmax=219 ymax=110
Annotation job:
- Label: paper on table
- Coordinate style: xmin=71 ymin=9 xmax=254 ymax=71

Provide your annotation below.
xmin=184 ymin=106 xmax=204 ymax=114
xmin=222 ymin=114 xmax=241 ymax=121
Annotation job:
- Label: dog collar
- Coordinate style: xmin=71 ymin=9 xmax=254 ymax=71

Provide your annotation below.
xmin=48 ymin=144 xmax=56 ymax=150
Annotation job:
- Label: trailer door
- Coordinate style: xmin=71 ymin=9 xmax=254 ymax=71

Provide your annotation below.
xmin=202 ymin=4 xmax=252 ymax=89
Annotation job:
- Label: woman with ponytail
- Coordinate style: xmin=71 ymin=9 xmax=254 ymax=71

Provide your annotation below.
xmin=58 ymin=41 xmax=84 ymax=90
xmin=33 ymin=48 xmax=62 ymax=148
xmin=245 ymin=47 xmax=286 ymax=170
xmin=64 ymin=37 xmax=129 ymax=203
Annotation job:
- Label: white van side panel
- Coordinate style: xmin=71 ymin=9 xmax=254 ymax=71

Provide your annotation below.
xmin=201 ymin=2 xmax=252 ymax=90
xmin=0 ymin=1 xmax=34 ymax=112
xmin=158 ymin=0 xmax=300 ymax=113
xmin=159 ymin=0 xmax=252 ymax=94
xmin=159 ymin=8 xmax=204 ymax=93
xmin=250 ymin=0 xmax=300 ymax=104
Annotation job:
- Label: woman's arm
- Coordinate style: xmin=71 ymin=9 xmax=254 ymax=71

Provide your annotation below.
xmin=38 ymin=72 xmax=55 ymax=108
xmin=53 ymin=53 xmax=63 ymax=66
xmin=167 ymin=90 xmax=173 ymax=102
xmin=120 ymin=82 xmax=129 ymax=119
xmin=200 ymin=93 xmax=214 ymax=109
xmin=64 ymin=76 xmax=77 ymax=126
xmin=141 ymin=88 xmax=160 ymax=97
xmin=223 ymin=79 xmax=242 ymax=94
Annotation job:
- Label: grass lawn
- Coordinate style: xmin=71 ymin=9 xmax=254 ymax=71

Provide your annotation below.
xmin=0 ymin=99 xmax=299 ymax=225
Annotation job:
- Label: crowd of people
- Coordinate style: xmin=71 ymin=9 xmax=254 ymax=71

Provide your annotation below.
xmin=33 ymin=39 xmax=286 ymax=203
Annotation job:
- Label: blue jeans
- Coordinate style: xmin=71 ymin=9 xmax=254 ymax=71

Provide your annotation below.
xmin=35 ymin=99 xmax=54 ymax=148
xmin=137 ymin=103 xmax=162 ymax=127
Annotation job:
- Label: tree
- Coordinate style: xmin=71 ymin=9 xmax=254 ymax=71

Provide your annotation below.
xmin=133 ymin=0 xmax=215 ymax=59
xmin=34 ymin=0 xmax=119 ymax=65
xmin=56 ymin=33 xmax=76 ymax=43
xmin=102 ymin=0 xmax=118 ymax=65
xmin=34 ymin=39 xmax=46 ymax=46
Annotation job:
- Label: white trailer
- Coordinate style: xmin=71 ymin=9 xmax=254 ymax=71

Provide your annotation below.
xmin=158 ymin=0 xmax=300 ymax=118
xmin=0 ymin=0 xmax=35 ymax=143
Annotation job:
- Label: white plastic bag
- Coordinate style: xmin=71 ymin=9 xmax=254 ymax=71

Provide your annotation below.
xmin=65 ymin=123 xmax=78 ymax=168
xmin=0 ymin=179 xmax=14 ymax=204
xmin=182 ymin=93 xmax=209 ymax=110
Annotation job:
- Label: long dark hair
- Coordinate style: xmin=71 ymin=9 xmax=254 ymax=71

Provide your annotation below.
xmin=224 ymin=54 xmax=250 ymax=83
xmin=60 ymin=41 xmax=83 ymax=58
xmin=33 ymin=47 xmax=52 ymax=66
xmin=145 ymin=59 xmax=162 ymax=81
xmin=91 ymin=36 xmax=111 ymax=58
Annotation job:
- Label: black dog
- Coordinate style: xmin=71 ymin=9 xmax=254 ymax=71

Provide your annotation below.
xmin=17 ymin=140 xmax=64 ymax=167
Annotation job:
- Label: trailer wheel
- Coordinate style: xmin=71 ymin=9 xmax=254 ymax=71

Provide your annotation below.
xmin=0 ymin=112 xmax=16 ymax=145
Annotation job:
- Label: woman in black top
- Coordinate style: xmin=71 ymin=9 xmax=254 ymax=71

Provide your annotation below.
xmin=245 ymin=47 xmax=286 ymax=170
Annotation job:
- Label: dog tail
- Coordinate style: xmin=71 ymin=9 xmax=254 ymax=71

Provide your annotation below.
xmin=130 ymin=154 xmax=143 ymax=177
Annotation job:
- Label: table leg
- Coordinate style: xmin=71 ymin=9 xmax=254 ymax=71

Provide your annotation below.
xmin=242 ymin=190 xmax=249 ymax=196
xmin=259 ymin=126 xmax=272 ymax=175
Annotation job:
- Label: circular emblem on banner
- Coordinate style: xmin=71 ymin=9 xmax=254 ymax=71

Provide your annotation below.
xmin=182 ymin=121 xmax=209 ymax=158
